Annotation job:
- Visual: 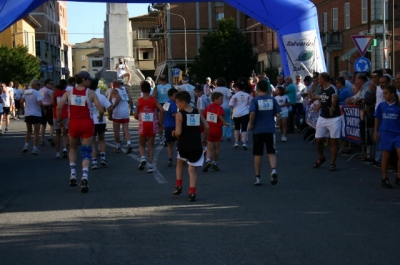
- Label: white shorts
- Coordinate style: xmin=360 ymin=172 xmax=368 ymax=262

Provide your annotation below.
xmin=53 ymin=118 xmax=69 ymax=130
xmin=315 ymin=116 xmax=341 ymax=139
xmin=177 ymin=148 xmax=206 ymax=167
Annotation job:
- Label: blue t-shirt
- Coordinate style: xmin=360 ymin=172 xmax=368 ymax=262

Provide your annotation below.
xmin=339 ymin=87 xmax=352 ymax=106
xmin=249 ymin=95 xmax=281 ymax=134
xmin=374 ymin=101 xmax=400 ymax=134
xmin=156 ymin=83 xmax=172 ymax=104
xmin=163 ymin=99 xmax=177 ymax=128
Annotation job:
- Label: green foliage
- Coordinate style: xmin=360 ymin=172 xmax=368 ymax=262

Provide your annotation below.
xmin=98 ymin=78 xmax=108 ymax=93
xmin=0 ymin=45 xmax=40 ymax=85
xmin=191 ymin=18 xmax=257 ymax=83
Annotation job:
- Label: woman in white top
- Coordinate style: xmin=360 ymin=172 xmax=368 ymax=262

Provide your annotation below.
xmin=229 ymin=77 xmax=252 ymax=149
xmin=213 ymin=77 xmax=232 ymax=141
xmin=274 ymin=86 xmax=291 ymax=142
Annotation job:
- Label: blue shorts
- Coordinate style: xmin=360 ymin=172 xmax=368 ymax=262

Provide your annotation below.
xmin=379 ymin=131 xmax=400 ymax=151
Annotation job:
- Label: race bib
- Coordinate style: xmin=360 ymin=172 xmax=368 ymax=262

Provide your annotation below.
xmin=163 ymin=102 xmax=170 ymax=111
xmin=187 ymin=114 xmax=200 ymax=126
xmin=141 ymin=112 xmax=154 ymax=122
xmin=258 ymin=99 xmax=273 ymax=111
xmin=24 ymin=90 xmax=33 ymax=95
xmin=206 ymin=112 xmax=217 ymax=123
xmin=71 ymin=95 xmax=86 ymax=106
xmin=120 ymin=92 xmax=128 ymax=101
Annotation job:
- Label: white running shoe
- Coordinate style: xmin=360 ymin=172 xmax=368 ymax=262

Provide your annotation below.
xmin=254 ymin=177 xmax=261 ymax=186
xmin=281 ymin=136 xmax=287 ymax=142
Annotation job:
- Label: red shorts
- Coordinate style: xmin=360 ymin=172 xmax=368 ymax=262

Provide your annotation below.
xmin=208 ymin=126 xmax=222 ymax=142
xmin=139 ymin=121 xmax=157 ymax=138
xmin=113 ymin=118 xmax=129 ymax=124
xmin=69 ymin=119 xmax=94 ymax=139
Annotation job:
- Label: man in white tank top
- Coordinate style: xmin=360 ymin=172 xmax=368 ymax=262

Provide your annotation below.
xmin=115 ymin=58 xmax=132 ymax=86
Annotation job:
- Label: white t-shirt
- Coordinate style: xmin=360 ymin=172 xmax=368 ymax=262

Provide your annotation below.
xmin=117 ymin=63 xmax=127 ymax=77
xmin=213 ymin=86 xmax=232 ymax=109
xmin=295 ymin=83 xmax=306 ymax=103
xmin=66 ymin=85 xmax=73 ymax=92
xmin=22 ymin=88 xmax=42 ymax=116
xmin=375 ymin=85 xmax=384 ymax=111
xmin=274 ymin=95 xmax=290 ymax=113
xmin=40 ymin=86 xmax=53 ymax=105
xmin=1 ymin=90 xmax=11 ymax=107
xmin=112 ymin=87 xmax=130 ymax=119
xmin=178 ymin=83 xmax=195 ymax=106
xmin=229 ymin=91 xmax=251 ymax=117
xmin=93 ymin=90 xmax=111 ymax=124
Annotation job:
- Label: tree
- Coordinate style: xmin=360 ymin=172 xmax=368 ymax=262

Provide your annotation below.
xmin=0 ymin=45 xmax=40 ymax=85
xmin=191 ymin=18 xmax=257 ymax=83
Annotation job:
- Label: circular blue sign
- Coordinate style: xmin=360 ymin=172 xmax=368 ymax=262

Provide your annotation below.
xmin=354 ymin=57 xmax=371 ymax=73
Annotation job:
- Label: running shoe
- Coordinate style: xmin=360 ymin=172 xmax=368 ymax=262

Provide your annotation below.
xmin=70 ymin=176 xmax=77 ymax=187
xmin=48 ymin=138 xmax=55 ymax=147
xmin=100 ymin=158 xmax=107 ymax=167
xmin=32 ymin=149 xmax=40 ymax=155
xmin=271 ymin=169 xmax=278 ymax=185
xmin=212 ymin=164 xmax=220 ymax=171
xmin=91 ymin=161 xmax=98 ymax=170
xmin=187 ymin=193 xmax=196 ymax=202
xmin=114 ymin=147 xmax=121 ymax=153
xmin=55 ymin=153 xmax=61 ymax=159
xmin=81 ymin=178 xmax=89 ymax=193
xmin=173 ymin=186 xmax=182 ymax=195
xmin=4 ymin=127 xmax=8 ymax=133
xmin=126 ymin=144 xmax=132 ymax=154
xmin=40 ymin=141 xmax=46 ymax=146
xmin=22 ymin=147 xmax=28 ymax=153
xmin=168 ymin=158 xmax=173 ymax=167
xmin=281 ymin=136 xmax=287 ymax=142
xmin=147 ymin=165 xmax=154 ymax=173
xmin=254 ymin=176 xmax=261 ymax=186
xmin=138 ymin=157 xmax=147 ymax=170
xmin=382 ymin=178 xmax=392 ymax=189
xmin=234 ymin=143 xmax=239 ymax=148
xmin=226 ymin=138 xmax=231 ymax=142
xmin=243 ymin=143 xmax=248 ymax=150
xmin=202 ymin=160 xmax=212 ymax=172
xmin=62 ymin=149 xmax=68 ymax=158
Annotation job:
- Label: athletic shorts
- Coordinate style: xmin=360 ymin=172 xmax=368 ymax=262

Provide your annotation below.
xmin=379 ymin=131 xmax=400 ymax=151
xmin=53 ymin=118 xmax=69 ymax=130
xmin=113 ymin=118 xmax=129 ymax=124
xmin=252 ymin=133 xmax=276 ymax=156
xmin=2 ymin=107 xmax=10 ymax=115
xmin=139 ymin=121 xmax=157 ymax=138
xmin=14 ymin=100 xmax=21 ymax=109
xmin=278 ymin=110 xmax=289 ymax=119
xmin=69 ymin=119 xmax=94 ymax=139
xmin=94 ymin=124 xmax=106 ymax=136
xmin=208 ymin=126 xmax=222 ymax=142
xmin=25 ymin=115 xmax=42 ymax=124
xmin=233 ymin=114 xmax=249 ymax=131
xmin=164 ymin=127 xmax=176 ymax=143
xmin=41 ymin=105 xmax=54 ymax=125
xmin=177 ymin=148 xmax=205 ymax=166
xmin=315 ymin=116 xmax=341 ymax=139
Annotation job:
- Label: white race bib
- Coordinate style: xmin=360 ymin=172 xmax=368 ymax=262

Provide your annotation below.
xmin=163 ymin=102 xmax=170 ymax=111
xmin=71 ymin=95 xmax=86 ymax=106
xmin=206 ymin=112 xmax=217 ymax=123
xmin=187 ymin=114 xmax=200 ymax=126
xmin=258 ymin=99 xmax=273 ymax=111
xmin=141 ymin=112 xmax=154 ymax=122
xmin=120 ymin=91 xmax=128 ymax=101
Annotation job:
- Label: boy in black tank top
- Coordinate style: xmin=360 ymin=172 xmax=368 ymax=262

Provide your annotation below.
xmin=172 ymin=91 xmax=209 ymax=201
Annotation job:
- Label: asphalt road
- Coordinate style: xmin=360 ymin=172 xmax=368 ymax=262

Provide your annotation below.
xmin=1 ymin=118 xmax=400 ymax=265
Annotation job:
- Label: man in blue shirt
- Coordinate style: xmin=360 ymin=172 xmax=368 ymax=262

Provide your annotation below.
xmin=248 ymin=80 xmax=281 ymax=186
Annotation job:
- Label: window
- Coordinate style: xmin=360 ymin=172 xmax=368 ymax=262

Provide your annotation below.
xmin=216 ymin=12 xmax=224 ymax=21
xmin=322 ymin=12 xmax=327 ymax=32
xmin=138 ymin=28 xmax=151 ymax=39
xmin=81 ymin=55 xmax=86 ymax=61
xmin=361 ymin=0 xmax=367 ymax=24
xmin=138 ymin=48 xmax=154 ymax=60
xmin=331 ymin=8 xmax=338 ymax=31
xmin=92 ymin=60 xmax=102 ymax=67
xmin=344 ymin=3 xmax=350 ymax=29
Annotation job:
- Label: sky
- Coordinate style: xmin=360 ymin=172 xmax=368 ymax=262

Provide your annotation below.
xmin=66 ymin=2 xmax=149 ymax=44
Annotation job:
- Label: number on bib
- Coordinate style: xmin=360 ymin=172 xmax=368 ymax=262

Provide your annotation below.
xmin=141 ymin=112 xmax=154 ymax=122
xmin=258 ymin=99 xmax=273 ymax=111
xmin=163 ymin=102 xmax=170 ymax=111
xmin=71 ymin=95 xmax=86 ymax=106
xmin=206 ymin=112 xmax=217 ymax=123
xmin=187 ymin=114 xmax=200 ymax=126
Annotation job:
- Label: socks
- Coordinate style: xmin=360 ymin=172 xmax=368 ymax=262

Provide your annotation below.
xmin=176 ymin=179 xmax=182 ymax=187
xmin=70 ymin=163 xmax=76 ymax=176
xmin=82 ymin=167 xmax=89 ymax=179
xmin=189 ymin=187 xmax=196 ymax=195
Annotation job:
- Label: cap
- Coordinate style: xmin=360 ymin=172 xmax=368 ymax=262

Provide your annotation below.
xmin=76 ymin=71 xmax=94 ymax=81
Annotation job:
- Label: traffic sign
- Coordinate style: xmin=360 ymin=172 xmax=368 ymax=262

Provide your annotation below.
xmin=354 ymin=57 xmax=371 ymax=73
xmin=173 ymin=68 xmax=180 ymax=77
xmin=351 ymin=35 xmax=374 ymax=57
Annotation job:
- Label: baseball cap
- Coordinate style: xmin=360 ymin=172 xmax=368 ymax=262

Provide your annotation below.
xmin=76 ymin=71 xmax=94 ymax=81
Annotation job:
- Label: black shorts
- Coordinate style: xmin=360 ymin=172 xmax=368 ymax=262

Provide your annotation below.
xmin=252 ymin=133 xmax=276 ymax=156
xmin=177 ymin=148 xmax=203 ymax=163
xmin=94 ymin=124 xmax=106 ymax=136
xmin=14 ymin=100 xmax=21 ymax=109
xmin=25 ymin=115 xmax=42 ymax=124
xmin=233 ymin=114 xmax=249 ymax=131
xmin=41 ymin=105 xmax=53 ymax=125
xmin=164 ymin=127 xmax=176 ymax=143
xmin=2 ymin=107 xmax=10 ymax=115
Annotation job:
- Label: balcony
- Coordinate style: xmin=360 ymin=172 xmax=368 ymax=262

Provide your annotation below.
xmin=320 ymin=31 xmax=343 ymax=51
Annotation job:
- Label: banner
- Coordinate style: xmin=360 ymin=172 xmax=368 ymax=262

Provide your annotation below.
xmin=342 ymin=105 xmax=361 ymax=144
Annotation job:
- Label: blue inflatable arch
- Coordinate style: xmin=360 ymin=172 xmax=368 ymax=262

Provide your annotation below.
xmin=0 ymin=0 xmax=326 ymax=78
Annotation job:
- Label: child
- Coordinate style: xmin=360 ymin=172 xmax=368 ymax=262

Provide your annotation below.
xmin=248 ymin=80 xmax=281 ymax=186
xmin=202 ymin=92 xmax=229 ymax=172
xmin=163 ymin=88 xmax=179 ymax=166
xmin=194 ymin=84 xmax=210 ymax=115
xmin=172 ymin=91 xmax=209 ymax=202
xmin=274 ymin=86 xmax=291 ymax=142
xmin=134 ymin=81 xmax=164 ymax=173
xmin=374 ymin=85 xmax=400 ymax=188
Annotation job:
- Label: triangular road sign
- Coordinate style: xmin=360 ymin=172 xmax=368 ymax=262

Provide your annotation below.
xmin=351 ymin=35 xmax=374 ymax=57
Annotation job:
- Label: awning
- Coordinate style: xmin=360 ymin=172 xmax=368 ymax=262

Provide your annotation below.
xmin=340 ymin=47 xmax=358 ymax=61
xmin=154 ymin=62 xmax=166 ymax=82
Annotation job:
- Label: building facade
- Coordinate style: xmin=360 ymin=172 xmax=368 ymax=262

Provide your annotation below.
xmin=71 ymin=38 xmax=104 ymax=75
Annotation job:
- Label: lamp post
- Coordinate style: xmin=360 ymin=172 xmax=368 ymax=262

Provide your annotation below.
xmin=382 ymin=0 xmax=388 ymax=69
